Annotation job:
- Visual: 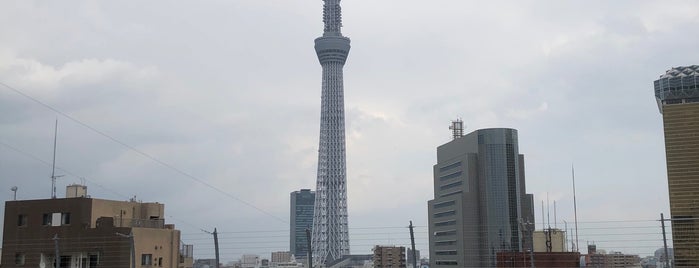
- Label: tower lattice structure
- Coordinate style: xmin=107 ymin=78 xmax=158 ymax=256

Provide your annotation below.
xmin=311 ymin=0 xmax=351 ymax=265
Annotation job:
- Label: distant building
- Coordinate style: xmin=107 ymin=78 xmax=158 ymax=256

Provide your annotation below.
xmin=373 ymin=246 xmax=406 ymax=268
xmin=271 ymin=251 xmax=292 ymax=263
xmin=428 ymin=125 xmax=535 ymax=267
xmin=406 ymin=249 xmax=420 ymax=268
xmin=326 ymin=254 xmax=373 ymax=268
xmin=194 ymin=259 xmax=219 ymax=268
xmin=1 ymin=185 xmax=193 ymax=268
xmin=290 ymin=189 xmax=315 ymax=260
xmin=653 ymin=65 xmax=699 ymax=267
xmin=584 ymin=244 xmax=640 ymax=268
xmin=496 ymin=252 xmax=580 ymax=267
xmin=533 ymin=229 xmax=567 ymax=252
xmin=241 ymin=254 xmax=261 ymax=268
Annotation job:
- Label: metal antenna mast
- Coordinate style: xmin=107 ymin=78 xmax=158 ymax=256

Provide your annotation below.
xmin=572 ymin=164 xmax=580 ymax=252
xmin=50 ymin=119 xmax=63 ymax=199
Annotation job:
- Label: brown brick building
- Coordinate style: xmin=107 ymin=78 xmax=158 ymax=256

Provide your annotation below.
xmin=654 ymin=65 xmax=699 ymax=267
xmin=2 ymin=185 xmax=193 ymax=268
xmin=373 ymin=246 xmax=406 ymax=268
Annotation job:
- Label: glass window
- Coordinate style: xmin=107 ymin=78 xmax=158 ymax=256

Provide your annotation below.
xmin=17 ymin=214 xmax=27 ymax=226
xmin=15 ymin=253 xmax=25 ymax=265
xmin=61 ymin=213 xmax=71 ymax=225
xmin=433 ymin=201 xmax=455 ymax=209
xmin=142 ymin=254 xmax=153 ymax=266
xmin=434 ymin=210 xmax=455 ymax=218
xmin=43 ymin=213 xmax=52 ymax=226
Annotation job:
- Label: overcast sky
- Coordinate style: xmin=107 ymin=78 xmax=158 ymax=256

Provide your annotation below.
xmin=1 ymin=0 xmax=698 ymax=262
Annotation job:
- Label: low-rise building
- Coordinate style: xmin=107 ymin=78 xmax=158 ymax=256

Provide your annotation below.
xmin=1 ymin=185 xmax=193 ymax=268
xmin=373 ymin=246 xmax=406 ymax=268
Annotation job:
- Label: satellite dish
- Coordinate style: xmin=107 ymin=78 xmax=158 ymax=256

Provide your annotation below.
xmin=11 ymin=186 xmax=18 ymax=191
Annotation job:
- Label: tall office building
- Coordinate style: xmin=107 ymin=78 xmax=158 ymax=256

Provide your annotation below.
xmin=654 ymin=65 xmax=699 ymax=267
xmin=428 ymin=125 xmax=534 ymax=267
xmin=311 ymin=0 xmax=351 ymax=265
xmin=291 ymin=189 xmax=315 ymax=260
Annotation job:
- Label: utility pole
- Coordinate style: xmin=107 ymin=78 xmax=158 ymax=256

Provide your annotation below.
xmin=53 ymin=234 xmax=60 ymax=268
xmin=660 ymin=213 xmax=670 ymax=268
xmin=306 ymin=228 xmax=313 ymax=268
xmin=204 ymin=228 xmax=220 ymax=268
xmin=214 ymin=228 xmax=220 ymax=268
xmin=116 ymin=232 xmax=135 ymax=268
xmin=409 ymin=221 xmax=417 ymax=268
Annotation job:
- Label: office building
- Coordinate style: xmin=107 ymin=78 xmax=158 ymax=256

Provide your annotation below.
xmin=373 ymin=246 xmax=406 ymax=268
xmin=311 ymin=0 xmax=352 ymax=265
xmin=428 ymin=125 xmax=534 ymax=267
xmin=653 ymin=65 xmax=699 ymax=267
xmin=406 ymin=249 xmax=420 ymax=268
xmin=290 ymin=189 xmax=315 ymax=260
xmin=1 ymin=185 xmax=193 ymax=268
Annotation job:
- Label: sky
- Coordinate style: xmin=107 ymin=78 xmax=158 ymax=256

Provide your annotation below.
xmin=1 ymin=0 xmax=698 ymax=262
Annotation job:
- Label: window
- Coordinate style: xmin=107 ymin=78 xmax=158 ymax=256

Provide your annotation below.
xmin=435 ymin=230 xmax=456 ymax=237
xmin=436 ymin=260 xmax=458 ymax=265
xmin=15 ymin=253 xmax=25 ymax=265
xmin=43 ymin=213 xmax=52 ymax=225
xmin=440 ymin=181 xmax=462 ymax=190
xmin=439 ymin=171 xmax=462 ymax=181
xmin=17 ymin=214 xmax=27 ymax=226
xmin=62 ymin=213 xmax=71 ymax=225
xmin=435 ymin=240 xmax=456 ymax=246
xmin=434 ymin=210 xmax=455 ymax=218
xmin=60 ymin=256 xmax=71 ymax=268
xmin=158 ymin=257 xmax=163 ymax=267
xmin=439 ymin=161 xmax=462 ymax=172
xmin=435 ymin=220 xmax=456 ymax=227
xmin=433 ymin=201 xmax=455 ymax=209
xmin=142 ymin=254 xmax=153 ymax=266
xmin=435 ymin=251 xmax=457 ymax=255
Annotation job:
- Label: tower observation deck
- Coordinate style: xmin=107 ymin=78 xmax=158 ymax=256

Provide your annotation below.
xmin=311 ymin=0 xmax=351 ymax=266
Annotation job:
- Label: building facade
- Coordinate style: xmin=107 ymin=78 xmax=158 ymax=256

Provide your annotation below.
xmin=373 ymin=246 xmax=406 ymax=268
xmin=311 ymin=0 xmax=352 ymax=265
xmin=533 ymin=229 xmax=567 ymax=253
xmin=1 ymin=186 xmax=192 ymax=268
xmin=653 ymin=65 xmax=699 ymax=267
xmin=428 ymin=127 xmax=534 ymax=267
xmin=290 ymin=189 xmax=315 ymax=260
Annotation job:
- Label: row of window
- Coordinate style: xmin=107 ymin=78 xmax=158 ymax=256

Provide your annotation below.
xmin=439 ymin=171 xmax=461 ymax=181
xmin=433 ymin=200 xmax=455 ymax=209
xmin=14 ymin=253 xmax=99 ymax=267
xmin=142 ymin=254 xmax=165 ymax=266
xmin=434 ymin=230 xmax=456 ymax=237
xmin=434 ymin=220 xmax=456 ymax=227
xmin=17 ymin=212 xmax=71 ymax=227
xmin=439 ymin=161 xmax=462 ymax=172
xmin=434 ymin=210 xmax=455 ymax=218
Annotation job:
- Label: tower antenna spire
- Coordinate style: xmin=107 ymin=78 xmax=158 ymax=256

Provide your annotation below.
xmin=322 ymin=0 xmax=343 ymax=36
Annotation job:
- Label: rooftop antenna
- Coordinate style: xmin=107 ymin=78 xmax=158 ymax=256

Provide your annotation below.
xmin=449 ymin=118 xmax=464 ymax=140
xmin=50 ymin=119 xmax=64 ymax=199
xmin=554 ymin=200 xmax=557 ymax=229
xmin=572 ymin=163 xmax=580 ymax=252
xmin=11 ymin=186 xmax=18 ymax=200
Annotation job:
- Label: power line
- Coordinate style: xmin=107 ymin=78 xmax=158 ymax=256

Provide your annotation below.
xmin=0 ymin=80 xmax=287 ymax=224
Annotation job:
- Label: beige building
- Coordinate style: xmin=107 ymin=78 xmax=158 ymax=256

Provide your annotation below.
xmin=2 ymin=185 xmax=193 ymax=268
xmin=654 ymin=65 xmax=699 ymax=267
xmin=533 ymin=229 xmax=567 ymax=252
xmin=373 ymin=246 xmax=406 ymax=268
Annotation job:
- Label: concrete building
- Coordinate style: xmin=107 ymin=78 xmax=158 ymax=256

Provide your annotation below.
xmin=653 ymin=65 xmax=699 ymax=267
xmin=1 ymin=185 xmax=193 ymax=268
xmin=533 ymin=229 xmax=567 ymax=252
xmin=428 ymin=125 xmax=535 ymax=267
xmin=496 ymin=252 xmax=580 ymax=268
xmin=406 ymin=249 xmax=420 ymax=268
xmin=241 ymin=254 xmax=261 ymax=268
xmin=311 ymin=0 xmax=352 ymax=265
xmin=290 ymin=189 xmax=314 ymax=261
xmin=373 ymin=246 xmax=406 ymax=268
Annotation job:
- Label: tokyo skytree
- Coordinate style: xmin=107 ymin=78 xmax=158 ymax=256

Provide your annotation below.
xmin=311 ymin=0 xmax=350 ymax=265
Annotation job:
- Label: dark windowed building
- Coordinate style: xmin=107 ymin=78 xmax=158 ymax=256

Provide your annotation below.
xmin=428 ymin=126 xmax=534 ymax=267
xmin=290 ymin=189 xmax=315 ymax=261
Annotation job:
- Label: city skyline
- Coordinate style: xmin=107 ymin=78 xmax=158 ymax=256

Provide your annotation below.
xmin=0 ymin=0 xmax=698 ymax=261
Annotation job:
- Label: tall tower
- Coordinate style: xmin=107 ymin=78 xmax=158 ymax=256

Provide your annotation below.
xmin=311 ymin=0 xmax=351 ymax=265
xmin=654 ymin=65 xmax=699 ymax=267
